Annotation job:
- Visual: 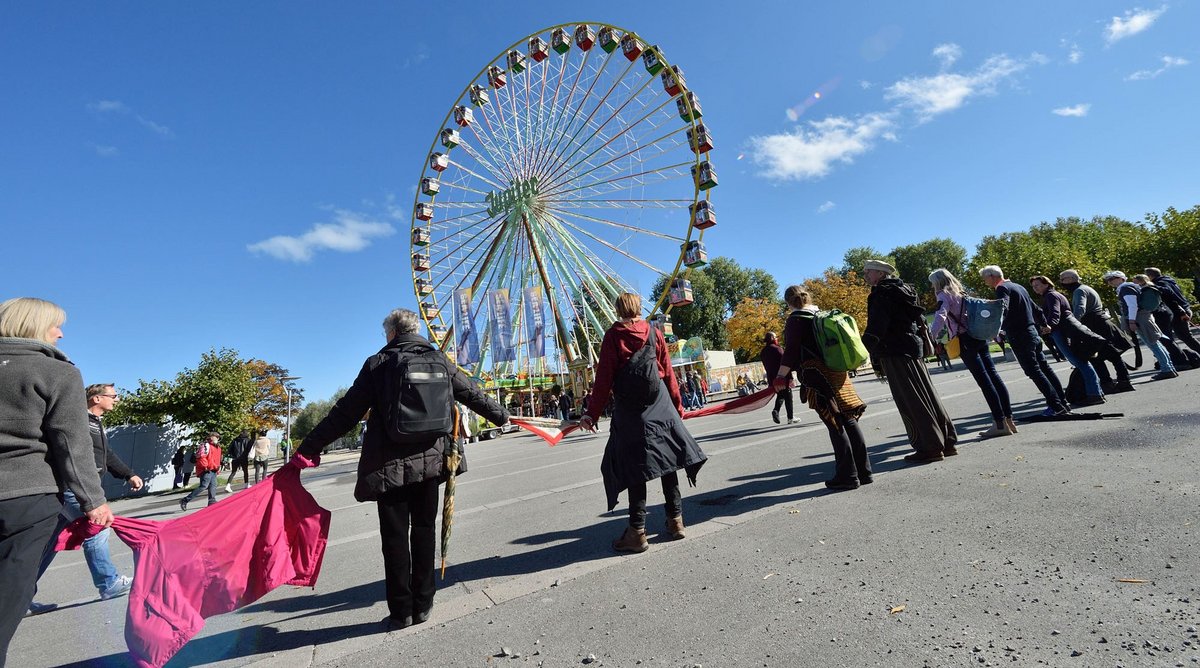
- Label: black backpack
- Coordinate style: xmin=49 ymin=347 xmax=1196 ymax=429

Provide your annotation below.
xmin=382 ymin=344 xmax=455 ymax=444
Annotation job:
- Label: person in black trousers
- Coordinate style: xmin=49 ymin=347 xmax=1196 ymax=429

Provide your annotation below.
xmin=980 ymin=265 xmax=1069 ymax=417
xmin=759 ymin=332 xmax=796 ymax=424
xmin=1145 ymin=268 xmax=1200 ymax=357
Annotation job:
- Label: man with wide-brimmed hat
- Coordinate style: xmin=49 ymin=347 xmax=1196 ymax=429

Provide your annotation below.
xmin=862 ymin=259 xmax=957 ymax=463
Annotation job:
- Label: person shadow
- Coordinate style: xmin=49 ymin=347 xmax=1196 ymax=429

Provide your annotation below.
xmin=54 ymin=619 xmax=383 ymax=667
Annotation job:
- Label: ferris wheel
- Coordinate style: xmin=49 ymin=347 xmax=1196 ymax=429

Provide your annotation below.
xmin=409 ymin=23 xmax=717 ymax=382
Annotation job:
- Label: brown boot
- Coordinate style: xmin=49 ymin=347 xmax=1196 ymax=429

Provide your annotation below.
xmin=665 ymin=515 xmax=686 ymax=540
xmin=612 ymin=526 xmax=648 ymax=553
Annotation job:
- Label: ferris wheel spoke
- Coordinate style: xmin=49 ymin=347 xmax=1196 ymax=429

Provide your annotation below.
xmin=544 ymin=158 xmax=693 ymax=199
xmin=446 ymin=155 xmax=508 ymax=191
xmin=427 ymin=214 xmax=504 ymax=247
xmin=540 ymin=98 xmax=682 ymax=193
xmin=474 ymin=105 xmax=524 ymax=182
xmin=428 ymin=220 xmax=508 ymax=294
xmin=541 ymin=54 xmax=645 ymax=182
xmin=540 ymin=209 xmax=666 ymax=276
xmin=541 ymin=70 xmax=658 ymax=188
xmin=541 ymin=205 xmax=684 ymax=241
xmin=533 ymin=46 xmax=619 ymax=182
xmin=465 ymin=122 xmax=520 ymax=183
xmin=454 ymin=139 xmax=509 ymax=184
xmin=428 ymin=220 xmax=506 ymax=276
xmin=542 ymin=198 xmax=691 ymax=208
xmin=528 ymin=46 xmax=593 ymax=180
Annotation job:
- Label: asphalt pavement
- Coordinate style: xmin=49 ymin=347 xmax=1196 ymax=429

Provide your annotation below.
xmin=10 ymin=352 xmax=1200 ymax=668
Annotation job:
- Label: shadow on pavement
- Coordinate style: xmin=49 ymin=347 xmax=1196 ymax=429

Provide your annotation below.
xmin=55 ymin=621 xmax=384 ymax=668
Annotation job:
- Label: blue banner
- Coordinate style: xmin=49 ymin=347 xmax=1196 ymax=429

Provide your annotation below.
xmin=453 ymin=288 xmax=480 ymax=365
xmin=524 ymin=286 xmax=546 ymax=359
xmin=487 ymin=289 xmax=515 ymax=363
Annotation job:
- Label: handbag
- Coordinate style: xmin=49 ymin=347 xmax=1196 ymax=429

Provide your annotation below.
xmin=944 ymin=335 xmax=961 ymax=359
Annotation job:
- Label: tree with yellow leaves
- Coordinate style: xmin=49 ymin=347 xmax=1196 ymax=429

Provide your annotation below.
xmin=798 ymin=270 xmax=871 ymax=332
xmin=726 ymin=297 xmax=786 ymax=362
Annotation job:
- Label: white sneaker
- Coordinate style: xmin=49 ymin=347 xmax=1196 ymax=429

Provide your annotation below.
xmin=223 ymin=484 xmax=233 ymax=493
xmin=788 ymin=419 xmax=800 ymax=424
xmin=246 ymin=483 xmax=253 ymax=488
xmin=100 ymin=575 xmax=133 ymax=601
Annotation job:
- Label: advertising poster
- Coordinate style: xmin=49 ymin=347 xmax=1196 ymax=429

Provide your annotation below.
xmin=453 ymin=288 xmax=480 ymax=365
xmin=524 ymin=286 xmax=546 ymax=359
xmin=488 ymin=288 xmax=515 ymax=363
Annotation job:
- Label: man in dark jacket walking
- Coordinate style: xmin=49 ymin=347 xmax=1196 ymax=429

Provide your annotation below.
xmin=760 ymin=332 xmax=795 ymax=424
xmin=1058 ymin=269 xmax=1135 ymax=393
xmin=981 ymin=265 xmax=1070 ymax=416
xmin=296 ymin=308 xmax=508 ymax=631
xmin=862 ymin=260 xmax=957 ymax=463
xmin=1146 ymin=267 xmax=1200 ymax=356
xmin=223 ymin=431 xmax=252 ymax=493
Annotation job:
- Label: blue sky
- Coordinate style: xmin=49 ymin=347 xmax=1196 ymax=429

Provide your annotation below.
xmin=3 ymin=2 xmax=1197 ymax=405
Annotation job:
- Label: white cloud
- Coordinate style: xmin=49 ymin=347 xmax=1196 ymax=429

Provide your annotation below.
xmin=1105 ymin=6 xmax=1167 ymax=44
xmin=86 ymin=99 xmax=173 ymax=137
xmin=87 ymin=100 xmax=129 ymax=113
xmin=1051 ymin=103 xmax=1091 ymax=117
xmin=748 ymin=113 xmax=896 ymax=181
xmin=1068 ymin=45 xmax=1083 ymax=63
xmin=247 ymin=208 xmax=396 ymax=262
xmin=1126 ymin=55 xmax=1189 ymax=80
xmin=816 ymin=201 xmax=836 ymax=214
xmin=88 ymin=143 xmax=119 ymax=157
xmin=859 ymin=80 xmax=873 ymax=90
xmin=932 ymin=43 xmax=963 ymax=69
xmin=885 ymin=54 xmax=1030 ymax=121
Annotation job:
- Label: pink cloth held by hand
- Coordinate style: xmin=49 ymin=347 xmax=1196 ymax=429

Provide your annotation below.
xmin=56 ymin=461 xmax=331 ymax=668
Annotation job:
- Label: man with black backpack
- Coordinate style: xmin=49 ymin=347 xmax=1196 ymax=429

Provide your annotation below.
xmin=294 ymin=308 xmax=508 ymax=631
xmin=1103 ymin=271 xmax=1177 ymax=380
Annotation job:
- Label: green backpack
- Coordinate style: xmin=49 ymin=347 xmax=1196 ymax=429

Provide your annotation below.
xmin=793 ymin=309 xmax=869 ymax=372
xmin=1137 ymin=284 xmax=1162 ymax=312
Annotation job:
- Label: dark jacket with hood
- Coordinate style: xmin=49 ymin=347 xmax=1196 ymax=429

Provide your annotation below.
xmin=1152 ymin=274 xmax=1193 ymax=318
xmin=298 ymin=334 xmax=508 ymax=502
xmin=89 ymin=412 xmax=136 ymax=482
xmin=0 ymin=337 xmax=107 ymax=511
xmin=863 ymin=278 xmax=924 ymax=358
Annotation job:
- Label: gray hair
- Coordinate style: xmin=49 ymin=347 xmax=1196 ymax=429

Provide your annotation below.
xmin=383 ymin=308 xmax=420 ymax=339
xmin=979 ymin=265 xmax=1005 ymax=281
xmin=928 ymin=268 xmax=964 ymax=296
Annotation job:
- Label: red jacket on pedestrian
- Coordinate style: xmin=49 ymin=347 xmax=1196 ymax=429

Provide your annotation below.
xmin=194 ymin=443 xmax=222 ymax=476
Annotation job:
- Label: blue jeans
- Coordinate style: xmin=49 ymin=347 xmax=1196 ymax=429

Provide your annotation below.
xmin=958 ymin=335 xmax=1012 ymax=422
xmin=184 ymin=471 xmax=218 ymax=506
xmin=36 ymin=489 xmax=121 ymax=594
xmin=1051 ymin=330 xmax=1103 ymax=397
xmin=1136 ymin=312 xmax=1176 ymax=373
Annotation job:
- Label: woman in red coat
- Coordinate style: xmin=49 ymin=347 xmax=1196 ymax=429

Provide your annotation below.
xmin=580 ymin=293 xmax=706 ymax=553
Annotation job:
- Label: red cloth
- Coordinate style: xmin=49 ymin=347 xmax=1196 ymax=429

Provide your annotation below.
xmin=193 ymin=442 xmax=222 ymax=476
xmin=55 ymin=462 xmax=331 ymax=668
xmin=586 ymin=320 xmax=682 ymax=421
xmin=683 ymin=386 xmax=778 ymax=419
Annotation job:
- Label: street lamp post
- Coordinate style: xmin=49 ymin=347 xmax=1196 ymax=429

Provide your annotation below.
xmin=281 ymin=376 xmax=301 ymax=456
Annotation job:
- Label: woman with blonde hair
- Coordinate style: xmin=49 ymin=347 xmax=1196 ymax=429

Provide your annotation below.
xmin=0 ymin=298 xmax=113 ymax=664
xmin=580 ymin=293 xmax=706 ymax=552
xmin=929 ymin=269 xmax=1015 ymax=438
xmin=772 ymin=286 xmax=872 ymax=490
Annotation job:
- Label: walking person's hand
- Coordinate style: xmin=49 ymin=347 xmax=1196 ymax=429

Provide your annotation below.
xmin=127 ymin=475 xmax=144 ymax=491
xmin=85 ymin=503 xmax=114 ymax=527
xmin=578 ymin=415 xmax=598 ymax=433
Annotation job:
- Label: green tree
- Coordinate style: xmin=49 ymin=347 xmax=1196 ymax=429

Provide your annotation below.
xmin=291 ymin=388 xmax=349 ymax=442
xmin=840 ymin=246 xmax=894 ymax=277
xmin=966 ymin=216 xmax=1151 ymax=301
xmin=891 ymin=237 xmax=968 ymax=308
xmin=1142 ymin=205 xmax=1200 ymax=289
xmin=704 ymin=257 xmax=780 ymax=318
xmin=108 ymin=348 xmax=257 ymax=444
xmin=651 ymin=269 xmax=728 ymax=349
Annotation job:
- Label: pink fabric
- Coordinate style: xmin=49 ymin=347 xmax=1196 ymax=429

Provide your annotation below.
xmin=56 ymin=462 xmax=331 ymax=668
xmin=516 ymin=387 xmax=780 ymax=445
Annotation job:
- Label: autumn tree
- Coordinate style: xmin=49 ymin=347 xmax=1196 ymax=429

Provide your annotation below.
xmin=245 ymin=359 xmax=305 ymax=435
xmin=726 ymin=297 xmax=786 ymax=363
xmin=107 ymin=348 xmax=257 ymax=444
xmin=800 ymin=270 xmax=871 ymax=332
xmin=650 ymin=269 xmax=727 ymax=349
